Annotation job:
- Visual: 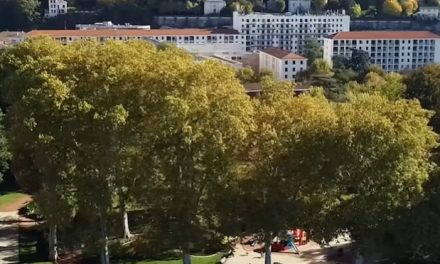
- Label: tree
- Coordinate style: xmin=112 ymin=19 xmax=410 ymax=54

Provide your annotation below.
xmin=315 ymin=95 xmax=437 ymax=260
xmin=382 ymin=0 xmax=402 ymax=16
xmin=405 ymin=64 xmax=440 ymax=132
xmin=0 ymin=38 xmax=78 ymax=262
xmin=350 ymin=3 xmax=363 ymax=17
xmin=0 ymin=0 xmax=40 ymax=30
xmin=309 ymin=58 xmax=332 ymax=75
xmin=18 ymin=0 xmax=41 ymax=22
xmin=346 ymin=72 xmax=406 ymax=100
xmin=313 ymin=0 xmax=328 ymax=10
xmin=267 ymin=0 xmax=286 ymax=12
xmin=303 ymin=39 xmax=323 ymax=65
xmin=0 ymin=38 xmax=175 ymax=264
xmin=144 ymin=59 xmax=254 ymax=264
xmin=401 ymin=0 xmax=418 ymax=15
xmin=236 ymin=66 xmax=256 ymax=83
xmin=348 ymin=49 xmax=371 ymax=73
xmin=242 ymin=80 xmax=344 ymax=264
xmin=0 ymin=113 xmax=10 ymax=184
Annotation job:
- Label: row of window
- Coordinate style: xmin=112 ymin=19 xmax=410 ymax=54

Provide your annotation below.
xmin=241 ymin=18 xmax=346 ymax=23
xmin=334 ymin=39 xmax=436 ymax=45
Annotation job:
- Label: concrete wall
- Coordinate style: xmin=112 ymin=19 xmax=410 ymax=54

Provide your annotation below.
xmin=350 ymin=19 xmax=440 ymax=33
xmin=155 ymin=16 xmax=232 ymax=28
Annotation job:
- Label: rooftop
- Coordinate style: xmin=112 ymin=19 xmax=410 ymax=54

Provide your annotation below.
xmin=328 ymin=31 xmax=440 ymax=40
xmin=27 ymin=28 xmax=240 ymax=37
xmin=261 ymin=48 xmax=306 ymax=60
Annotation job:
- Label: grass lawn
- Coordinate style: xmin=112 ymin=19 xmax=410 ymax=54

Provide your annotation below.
xmin=0 ymin=192 xmax=27 ymax=208
xmin=123 ymin=253 xmax=223 ymax=264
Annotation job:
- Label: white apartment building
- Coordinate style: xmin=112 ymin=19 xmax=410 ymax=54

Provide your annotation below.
xmin=204 ymin=0 xmax=226 ymax=15
xmin=416 ymin=6 xmax=440 ymax=19
xmin=323 ymin=31 xmax=440 ymax=72
xmin=288 ymin=0 xmax=311 ymax=13
xmin=232 ymin=11 xmax=350 ymax=53
xmin=259 ymin=47 xmax=307 ymax=81
xmin=27 ymin=28 xmax=245 ymax=60
xmin=45 ymin=0 xmax=67 ymax=17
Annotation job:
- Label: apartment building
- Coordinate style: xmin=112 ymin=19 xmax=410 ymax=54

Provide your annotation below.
xmin=27 ymin=28 xmax=245 ymax=60
xmin=45 ymin=0 xmax=67 ymax=17
xmin=287 ymin=0 xmax=311 ymax=13
xmin=259 ymin=47 xmax=307 ymax=81
xmin=323 ymin=31 xmax=440 ymax=72
xmin=204 ymin=0 xmax=226 ymax=15
xmin=232 ymin=11 xmax=350 ymax=53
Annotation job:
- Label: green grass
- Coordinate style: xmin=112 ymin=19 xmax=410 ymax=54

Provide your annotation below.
xmin=124 ymin=253 xmax=223 ymax=264
xmin=0 ymin=192 xmax=27 ymax=208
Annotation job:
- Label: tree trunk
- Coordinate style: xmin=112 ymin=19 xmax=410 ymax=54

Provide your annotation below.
xmin=264 ymin=233 xmax=272 ymax=264
xmin=122 ymin=210 xmax=132 ymax=238
xmin=99 ymin=214 xmax=110 ymax=264
xmin=48 ymin=223 xmax=58 ymax=263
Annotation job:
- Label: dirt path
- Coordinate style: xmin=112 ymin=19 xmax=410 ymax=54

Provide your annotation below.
xmin=0 ymin=211 xmax=19 ymax=264
xmin=0 ymin=195 xmax=32 ymax=212
xmin=0 ymin=194 xmax=32 ymax=264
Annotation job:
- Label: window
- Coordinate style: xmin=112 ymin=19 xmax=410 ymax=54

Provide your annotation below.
xmin=285 ymin=68 xmax=288 ymax=72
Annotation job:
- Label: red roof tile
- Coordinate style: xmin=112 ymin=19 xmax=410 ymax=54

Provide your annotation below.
xmin=328 ymin=31 xmax=440 ymax=40
xmin=261 ymin=47 xmax=306 ymax=60
xmin=27 ymin=28 xmax=240 ymax=37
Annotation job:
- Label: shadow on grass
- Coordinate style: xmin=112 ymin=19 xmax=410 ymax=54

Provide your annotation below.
xmin=19 ymin=226 xmax=49 ymax=263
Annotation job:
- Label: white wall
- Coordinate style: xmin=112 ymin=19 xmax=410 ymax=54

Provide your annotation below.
xmin=204 ymin=0 xmax=226 ymax=15
xmin=259 ymin=51 xmax=307 ymax=81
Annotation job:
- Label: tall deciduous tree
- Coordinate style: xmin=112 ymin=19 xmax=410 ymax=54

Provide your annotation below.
xmin=382 ymin=0 xmax=402 ymax=16
xmin=405 ymin=64 xmax=440 ymax=132
xmin=144 ymin=59 xmax=254 ymax=264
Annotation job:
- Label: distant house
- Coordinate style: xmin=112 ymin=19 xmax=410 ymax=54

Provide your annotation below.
xmin=0 ymin=31 xmax=25 ymax=49
xmin=416 ymin=6 xmax=439 ymax=19
xmin=259 ymin=47 xmax=307 ymax=81
xmin=204 ymin=0 xmax=226 ymax=15
xmin=45 ymin=0 xmax=67 ymax=18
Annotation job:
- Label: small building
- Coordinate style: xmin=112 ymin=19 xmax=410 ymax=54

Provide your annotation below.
xmin=76 ymin=21 xmax=151 ymax=30
xmin=416 ymin=6 xmax=439 ymax=19
xmin=0 ymin=31 xmax=25 ymax=49
xmin=45 ymin=0 xmax=67 ymax=18
xmin=288 ymin=0 xmax=311 ymax=13
xmin=259 ymin=47 xmax=307 ymax=81
xmin=204 ymin=0 xmax=226 ymax=15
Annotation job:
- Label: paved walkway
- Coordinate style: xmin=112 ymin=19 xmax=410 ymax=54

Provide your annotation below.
xmin=0 ymin=211 xmax=19 ymax=264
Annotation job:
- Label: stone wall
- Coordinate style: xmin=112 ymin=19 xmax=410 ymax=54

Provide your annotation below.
xmin=155 ymin=16 xmax=232 ymax=28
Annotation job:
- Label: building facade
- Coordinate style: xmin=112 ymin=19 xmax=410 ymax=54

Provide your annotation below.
xmin=416 ymin=6 xmax=439 ymax=19
xmin=45 ymin=0 xmax=67 ymax=17
xmin=288 ymin=0 xmax=311 ymax=13
xmin=0 ymin=31 xmax=25 ymax=48
xmin=323 ymin=31 xmax=440 ymax=72
xmin=259 ymin=47 xmax=307 ymax=81
xmin=204 ymin=0 xmax=226 ymax=15
xmin=232 ymin=11 xmax=350 ymax=53
xmin=27 ymin=28 xmax=245 ymax=60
